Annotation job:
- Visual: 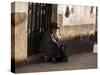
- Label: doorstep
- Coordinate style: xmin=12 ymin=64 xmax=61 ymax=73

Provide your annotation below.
xmin=15 ymin=53 xmax=45 ymax=68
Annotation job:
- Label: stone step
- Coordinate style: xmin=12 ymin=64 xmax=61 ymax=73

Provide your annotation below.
xmin=15 ymin=53 xmax=45 ymax=68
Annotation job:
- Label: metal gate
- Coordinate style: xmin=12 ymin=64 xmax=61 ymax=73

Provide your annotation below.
xmin=27 ymin=3 xmax=52 ymax=56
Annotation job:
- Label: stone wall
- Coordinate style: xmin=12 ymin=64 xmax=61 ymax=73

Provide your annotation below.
xmin=11 ymin=12 xmax=28 ymax=61
xmin=58 ymin=24 xmax=96 ymax=39
xmin=57 ymin=5 xmax=97 ymax=54
xmin=57 ymin=5 xmax=97 ymax=25
xmin=11 ymin=2 xmax=28 ymax=62
xmin=57 ymin=24 xmax=96 ymax=55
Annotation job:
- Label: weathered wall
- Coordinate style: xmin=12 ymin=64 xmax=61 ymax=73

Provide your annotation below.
xmin=57 ymin=5 xmax=97 ymax=25
xmin=57 ymin=5 xmax=97 ymax=39
xmin=11 ymin=2 xmax=28 ymax=61
xmin=15 ymin=15 xmax=27 ymax=61
xmin=57 ymin=24 xmax=96 ymax=55
xmin=57 ymin=5 xmax=97 ymax=54
xmin=58 ymin=24 xmax=95 ymax=39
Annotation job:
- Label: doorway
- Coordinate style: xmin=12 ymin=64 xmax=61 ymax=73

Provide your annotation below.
xmin=27 ymin=3 xmax=52 ymax=56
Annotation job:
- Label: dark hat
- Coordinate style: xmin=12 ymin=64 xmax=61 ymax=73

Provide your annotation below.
xmin=50 ymin=22 xmax=59 ymax=29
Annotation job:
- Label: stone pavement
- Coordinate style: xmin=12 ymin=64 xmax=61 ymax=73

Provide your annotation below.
xmin=16 ymin=52 xmax=97 ymax=73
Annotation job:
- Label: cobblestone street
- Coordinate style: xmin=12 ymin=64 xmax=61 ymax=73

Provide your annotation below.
xmin=16 ymin=52 xmax=97 ymax=73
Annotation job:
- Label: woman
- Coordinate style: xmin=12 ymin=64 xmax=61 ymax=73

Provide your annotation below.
xmin=40 ymin=22 xmax=68 ymax=63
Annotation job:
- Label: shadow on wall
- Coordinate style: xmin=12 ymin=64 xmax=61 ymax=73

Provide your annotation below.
xmin=11 ymin=12 xmax=27 ymax=26
xmin=62 ymin=32 xmax=97 ymax=55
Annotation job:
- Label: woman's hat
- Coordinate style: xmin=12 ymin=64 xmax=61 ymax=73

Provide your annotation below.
xmin=50 ymin=22 xmax=60 ymax=29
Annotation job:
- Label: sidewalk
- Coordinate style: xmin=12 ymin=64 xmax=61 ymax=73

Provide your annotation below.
xmin=16 ymin=52 xmax=97 ymax=73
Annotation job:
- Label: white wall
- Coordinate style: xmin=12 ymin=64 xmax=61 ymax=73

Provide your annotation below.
xmin=57 ymin=4 xmax=97 ymax=25
xmin=15 ymin=2 xmax=28 ymax=12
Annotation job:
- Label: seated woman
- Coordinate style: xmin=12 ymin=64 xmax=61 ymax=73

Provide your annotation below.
xmin=40 ymin=22 xmax=68 ymax=63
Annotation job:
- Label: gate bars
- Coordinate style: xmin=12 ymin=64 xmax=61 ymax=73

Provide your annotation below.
xmin=27 ymin=2 xmax=52 ymax=56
